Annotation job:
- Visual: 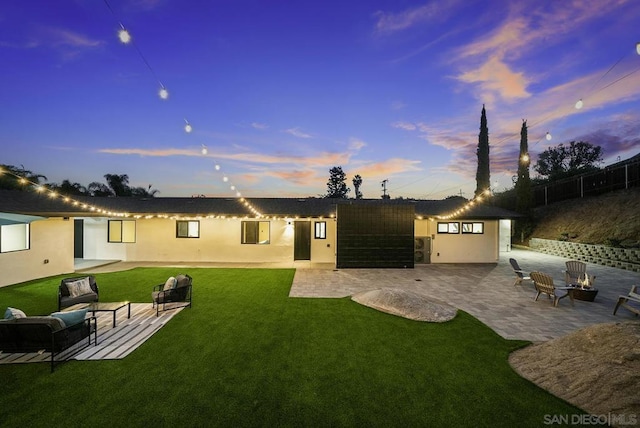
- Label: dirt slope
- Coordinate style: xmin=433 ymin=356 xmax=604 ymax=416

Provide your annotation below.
xmin=530 ymin=188 xmax=640 ymax=246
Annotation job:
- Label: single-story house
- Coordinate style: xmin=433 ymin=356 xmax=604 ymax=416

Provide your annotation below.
xmin=0 ymin=189 xmax=520 ymax=287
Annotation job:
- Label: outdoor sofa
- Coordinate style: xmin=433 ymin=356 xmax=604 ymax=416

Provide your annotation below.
xmin=0 ymin=308 xmax=97 ymax=372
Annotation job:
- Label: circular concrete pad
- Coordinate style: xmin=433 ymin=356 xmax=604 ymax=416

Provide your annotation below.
xmin=351 ymin=288 xmax=457 ymax=322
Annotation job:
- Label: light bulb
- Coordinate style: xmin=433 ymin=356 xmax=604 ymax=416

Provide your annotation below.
xmin=636 ymin=42 xmax=640 ymax=55
xmin=200 ymin=145 xmax=208 ymax=155
xmin=223 ymin=176 xmax=229 ymax=182
xmin=575 ymin=99 xmax=583 ymax=109
xmin=546 ymin=132 xmax=552 ymax=141
xmin=215 ymin=165 xmax=220 ymax=171
xmin=118 ymin=28 xmax=131 ymax=44
xmin=184 ymin=123 xmax=192 ymax=133
xmin=158 ymin=87 xmax=169 ymax=100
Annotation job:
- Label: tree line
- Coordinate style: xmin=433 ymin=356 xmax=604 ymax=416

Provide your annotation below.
xmin=0 ymin=165 xmax=159 ymax=197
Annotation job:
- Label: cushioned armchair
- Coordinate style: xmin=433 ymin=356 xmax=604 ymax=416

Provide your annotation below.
xmin=58 ymin=276 xmax=99 ymax=311
xmin=152 ymin=274 xmax=193 ymax=316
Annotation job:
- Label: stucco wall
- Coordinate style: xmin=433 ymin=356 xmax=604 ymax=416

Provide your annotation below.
xmin=0 ymin=218 xmax=74 ymax=288
xmin=81 ymin=217 xmax=337 ymax=264
xmin=429 ymin=219 xmax=500 ymax=263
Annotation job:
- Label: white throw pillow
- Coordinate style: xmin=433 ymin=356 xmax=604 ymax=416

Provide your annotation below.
xmin=67 ymin=277 xmax=94 ymax=298
xmin=163 ymin=277 xmax=177 ymax=291
xmin=4 ymin=307 xmax=27 ymax=319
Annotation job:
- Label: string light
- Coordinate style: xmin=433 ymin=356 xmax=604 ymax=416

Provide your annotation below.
xmin=158 ymin=85 xmax=169 ymax=100
xmin=184 ymin=119 xmax=193 ymax=133
xmin=117 ymin=25 xmax=131 ymax=44
xmin=545 ymin=132 xmax=552 ymax=141
xmin=575 ymin=99 xmax=584 ymax=109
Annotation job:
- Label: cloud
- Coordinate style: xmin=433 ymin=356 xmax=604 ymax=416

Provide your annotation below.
xmin=373 ymin=1 xmax=461 ymax=34
xmin=284 ymin=127 xmax=312 ymax=139
xmin=457 ymin=54 xmax=531 ymax=102
xmin=353 ymin=158 xmax=422 ymax=179
xmin=348 ymin=138 xmax=367 ymax=151
xmin=391 ymin=121 xmax=417 ymax=131
xmin=42 ymin=27 xmax=103 ymax=48
xmin=251 ymin=122 xmax=269 ymax=130
xmin=98 ymin=146 xmax=350 ymax=169
xmin=264 ymin=169 xmax=318 ymax=185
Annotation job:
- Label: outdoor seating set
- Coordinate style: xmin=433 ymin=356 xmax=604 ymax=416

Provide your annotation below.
xmin=510 ymin=258 xmax=639 ymax=315
xmin=0 ymin=273 xmax=192 ymax=371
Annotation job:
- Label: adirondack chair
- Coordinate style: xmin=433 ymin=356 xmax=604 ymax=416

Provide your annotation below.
xmin=509 ymin=258 xmax=531 ymax=286
xmin=530 ymin=271 xmax=574 ymax=307
xmin=564 ymin=260 xmax=596 ymax=287
xmin=613 ymin=285 xmax=640 ymax=317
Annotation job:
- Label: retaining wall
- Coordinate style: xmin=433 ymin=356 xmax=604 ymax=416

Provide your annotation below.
xmin=528 ymin=238 xmax=640 ymax=273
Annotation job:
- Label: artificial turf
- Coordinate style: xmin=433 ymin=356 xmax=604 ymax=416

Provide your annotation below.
xmin=0 ymin=268 xmax=585 ymax=427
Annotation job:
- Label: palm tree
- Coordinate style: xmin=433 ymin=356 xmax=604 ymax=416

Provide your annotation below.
xmin=104 ymin=174 xmax=132 ymax=196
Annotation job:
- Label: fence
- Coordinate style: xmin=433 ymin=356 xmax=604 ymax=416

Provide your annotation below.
xmin=533 ymin=156 xmax=640 ymax=206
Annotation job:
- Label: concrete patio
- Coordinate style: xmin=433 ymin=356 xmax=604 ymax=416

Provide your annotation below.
xmin=80 ymin=248 xmax=640 ymax=342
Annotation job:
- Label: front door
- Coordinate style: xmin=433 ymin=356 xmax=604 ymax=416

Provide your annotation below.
xmin=294 ymin=221 xmax=311 ymax=260
xmin=74 ymin=219 xmax=84 ymax=258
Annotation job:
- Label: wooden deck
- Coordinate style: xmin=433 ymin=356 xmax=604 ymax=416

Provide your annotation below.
xmin=0 ymin=303 xmax=184 ymax=366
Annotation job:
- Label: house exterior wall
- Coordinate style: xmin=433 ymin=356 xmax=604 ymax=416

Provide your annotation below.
xmin=81 ymin=217 xmax=337 ymax=264
xmin=415 ymin=218 xmax=500 ymax=263
xmin=0 ymin=218 xmax=74 ymax=288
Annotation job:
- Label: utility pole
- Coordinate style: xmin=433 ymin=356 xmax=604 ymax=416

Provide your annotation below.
xmin=381 ymin=179 xmax=389 ymax=199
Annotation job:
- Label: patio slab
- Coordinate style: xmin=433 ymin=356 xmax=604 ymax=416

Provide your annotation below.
xmin=289 ymin=248 xmax=640 ymax=342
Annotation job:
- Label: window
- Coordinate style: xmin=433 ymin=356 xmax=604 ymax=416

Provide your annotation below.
xmin=462 ymin=222 xmax=484 ymax=234
xmin=437 ymin=222 xmax=460 ymax=234
xmin=242 ymin=221 xmax=270 ymax=244
xmin=177 ymin=220 xmax=200 ymax=238
xmin=0 ymin=223 xmax=30 ymax=253
xmin=314 ymin=221 xmax=326 ymax=239
xmin=108 ymin=220 xmax=136 ymax=243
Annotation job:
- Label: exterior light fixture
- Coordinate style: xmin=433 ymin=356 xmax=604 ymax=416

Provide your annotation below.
xmin=118 ymin=27 xmax=131 ymax=44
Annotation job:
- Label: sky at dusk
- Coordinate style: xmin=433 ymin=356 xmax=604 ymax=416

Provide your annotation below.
xmin=1 ymin=0 xmax=639 ymax=200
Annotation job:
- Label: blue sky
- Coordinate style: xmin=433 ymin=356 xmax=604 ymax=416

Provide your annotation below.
xmin=2 ymin=0 xmax=639 ymax=200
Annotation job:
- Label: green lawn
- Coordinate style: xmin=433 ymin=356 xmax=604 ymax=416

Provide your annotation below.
xmin=0 ymin=268 xmax=584 ymax=427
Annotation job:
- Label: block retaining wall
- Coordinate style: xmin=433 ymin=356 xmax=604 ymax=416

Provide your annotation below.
xmin=528 ymin=238 xmax=640 ymax=273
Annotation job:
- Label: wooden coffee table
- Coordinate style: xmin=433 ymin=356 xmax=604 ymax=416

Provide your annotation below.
xmin=65 ymin=302 xmax=131 ymax=327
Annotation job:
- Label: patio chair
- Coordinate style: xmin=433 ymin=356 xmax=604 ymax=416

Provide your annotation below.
xmin=530 ymin=271 xmax=574 ymax=307
xmin=613 ymin=285 xmax=640 ymax=317
xmin=152 ymin=274 xmax=193 ymax=316
xmin=564 ymin=260 xmax=596 ymax=287
xmin=509 ymin=258 xmax=531 ymax=287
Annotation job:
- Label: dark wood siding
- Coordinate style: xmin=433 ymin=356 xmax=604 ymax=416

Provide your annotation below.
xmin=336 ymin=203 xmax=414 ymax=268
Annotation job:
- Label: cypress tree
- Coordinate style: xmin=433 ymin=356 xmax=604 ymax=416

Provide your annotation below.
xmin=515 ymin=120 xmax=533 ymax=215
xmin=475 ymin=104 xmax=491 ymax=198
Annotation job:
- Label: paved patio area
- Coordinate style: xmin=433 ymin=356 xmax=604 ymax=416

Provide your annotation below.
xmin=289 ymin=248 xmax=640 ymax=342
xmin=80 ymin=248 xmax=640 ymax=342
